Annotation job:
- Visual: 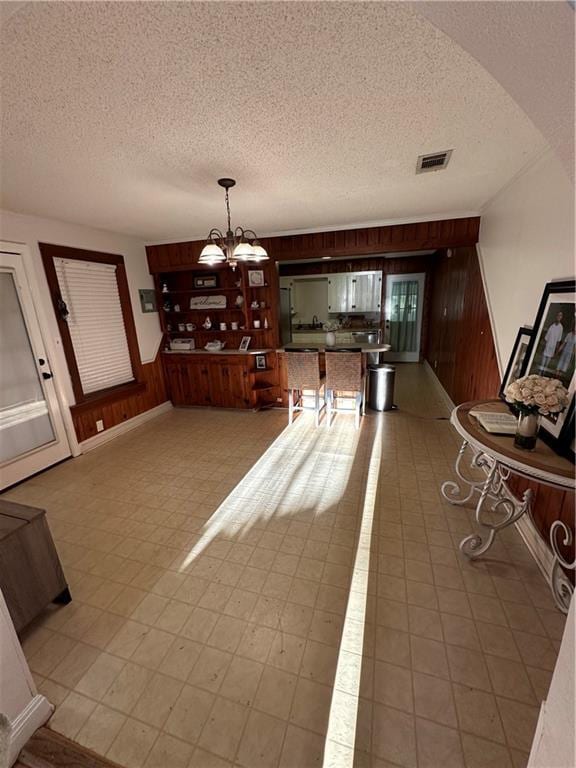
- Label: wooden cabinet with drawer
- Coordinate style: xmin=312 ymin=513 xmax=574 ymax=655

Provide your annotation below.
xmin=164 ymin=357 xmax=211 ymax=406
xmin=0 ymin=500 xmax=70 ymax=633
xmin=163 ymin=353 xmax=278 ymax=410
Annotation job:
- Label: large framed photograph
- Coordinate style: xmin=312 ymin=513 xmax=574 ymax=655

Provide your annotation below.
xmin=499 ymin=326 xmax=533 ymax=400
xmin=523 ymin=279 xmax=575 ymax=454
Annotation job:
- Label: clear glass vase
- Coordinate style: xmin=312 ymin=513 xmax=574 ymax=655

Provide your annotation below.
xmin=514 ymin=411 xmax=540 ymax=450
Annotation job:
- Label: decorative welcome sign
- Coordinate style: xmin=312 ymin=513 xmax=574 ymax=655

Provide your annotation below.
xmin=189 ymin=295 xmax=227 ymax=309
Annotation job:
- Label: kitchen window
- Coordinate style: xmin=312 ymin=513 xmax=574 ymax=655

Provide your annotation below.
xmin=40 ymin=243 xmax=143 ymax=406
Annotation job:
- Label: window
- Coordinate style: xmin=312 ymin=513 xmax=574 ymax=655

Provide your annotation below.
xmin=40 ymin=244 xmax=142 ymax=405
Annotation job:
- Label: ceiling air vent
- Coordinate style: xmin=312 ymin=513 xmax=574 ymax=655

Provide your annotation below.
xmin=416 ymin=150 xmax=453 ymax=174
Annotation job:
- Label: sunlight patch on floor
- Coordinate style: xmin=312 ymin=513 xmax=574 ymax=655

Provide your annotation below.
xmin=323 ymin=417 xmax=382 ymax=767
xmin=177 ymin=414 xmax=361 ymax=573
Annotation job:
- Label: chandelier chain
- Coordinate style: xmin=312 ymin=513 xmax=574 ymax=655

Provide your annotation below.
xmin=225 ymin=188 xmax=232 ymax=233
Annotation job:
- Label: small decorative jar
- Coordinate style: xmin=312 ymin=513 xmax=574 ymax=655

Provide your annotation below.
xmin=325 ymin=331 xmax=336 ymax=347
xmin=514 ymin=411 xmax=540 ymax=451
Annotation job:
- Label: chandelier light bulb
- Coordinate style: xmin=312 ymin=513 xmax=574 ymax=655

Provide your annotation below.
xmin=251 ymin=244 xmax=269 ymax=261
xmin=199 ymin=242 xmax=226 ymax=264
xmin=233 ymin=241 xmax=256 ymax=260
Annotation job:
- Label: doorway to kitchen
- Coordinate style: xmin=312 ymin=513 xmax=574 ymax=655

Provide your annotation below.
xmin=384 ymin=272 xmax=426 ymax=362
xmin=0 ymin=244 xmax=71 ymax=489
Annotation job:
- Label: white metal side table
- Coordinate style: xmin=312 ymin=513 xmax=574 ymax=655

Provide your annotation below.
xmin=442 ymin=400 xmax=575 ymax=613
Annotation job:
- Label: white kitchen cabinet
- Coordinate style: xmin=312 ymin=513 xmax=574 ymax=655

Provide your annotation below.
xmin=328 ymin=272 xmax=382 ymax=313
xmin=351 ymin=272 xmax=382 ymax=312
xmin=327 ymin=274 xmax=350 ymax=313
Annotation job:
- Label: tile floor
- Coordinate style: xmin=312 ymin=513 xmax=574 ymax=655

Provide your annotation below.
xmin=6 ymin=364 xmax=565 ymax=768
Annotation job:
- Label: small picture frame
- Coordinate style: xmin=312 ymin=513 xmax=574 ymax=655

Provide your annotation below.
xmin=239 ymin=336 xmax=251 ymax=351
xmin=499 ymin=326 xmax=533 ymax=400
xmin=248 ymin=270 xmax=265 ymax=287
xmin=138 ymin=289 xmax=157 ymax=313
xmin=194 ymin=274 xmax=218 ymax=288
xmin=255 ymin=354 xmax=267 ymax=370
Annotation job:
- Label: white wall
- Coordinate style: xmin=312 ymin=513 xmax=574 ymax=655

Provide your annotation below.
xmin=0 ymin=589 xmax=53 ymax=767
xmin=528 ymin=596 xmax=575 ymax=768
xmin=292 ymin=278 xmax=329 ymax=325
xmin=0 ymin=210 xmax=162 ymax=408
xmin=478 ymin=149 xmax=575 ymax=373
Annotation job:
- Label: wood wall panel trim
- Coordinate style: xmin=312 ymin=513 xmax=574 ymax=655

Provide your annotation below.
xmin=71 ymin=352 xmax=168 ymax=442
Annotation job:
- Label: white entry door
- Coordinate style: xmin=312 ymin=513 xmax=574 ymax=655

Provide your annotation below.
xmin=0 ymin=245 xmax=71 ymax=489
xmin=384 ymin=273 xmax=426 ymax=362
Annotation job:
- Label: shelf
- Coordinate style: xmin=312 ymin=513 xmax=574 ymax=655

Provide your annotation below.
xmin=160 ymin=287 xmax=242 ymax=294
xmin=253 ymin=367 xmax=274 ymax=373
xmin=164 ymin=328 xmax=270 ymax=334
xmin=165 ymin=329 xmax=247 ymax=334
xmin=247 ymin=284 xmax=269 ymax=289
xmin=164 ymin=309 xmax=244 ymax=314
xmin=252 ymin=384 xmax=275 ymax=391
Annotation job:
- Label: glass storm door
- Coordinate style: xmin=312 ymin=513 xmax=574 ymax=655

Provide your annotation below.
xmin=384 ymin=273 xmax=426 ymax=362
xmin=0 ymin=246 xmax=70 ymax=489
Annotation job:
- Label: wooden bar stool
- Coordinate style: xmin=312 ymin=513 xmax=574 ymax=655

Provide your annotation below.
xmin=325 ymin=348 xmax=364 ymax=429
xmin=285 ymin=349 xmax=325 ymax=426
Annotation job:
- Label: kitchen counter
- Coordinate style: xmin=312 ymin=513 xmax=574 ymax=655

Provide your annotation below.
xmin=291 ymin=328 xmax=378 ymax=333
xmin=162 ymin=349 xmax=273 ymax=356
xmin=280 ymin=343 xmax=391 ymax=352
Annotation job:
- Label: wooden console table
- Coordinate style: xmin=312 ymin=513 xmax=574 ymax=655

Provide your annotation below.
xmin=442 ymin=400 xmax=575 ymax=613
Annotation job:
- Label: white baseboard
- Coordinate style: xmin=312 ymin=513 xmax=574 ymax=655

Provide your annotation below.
xmin=79 ymin=401 xmax=173 ymax=453
xmin=7 ymin=694 xmax=53 ymax=767
xmin=515 ymin=513 xmax=555 ymax=583
xmin=423 ymin=360 xmax=456 ymax=412
xmin=422 ymin=359 xmax=554 ymax=582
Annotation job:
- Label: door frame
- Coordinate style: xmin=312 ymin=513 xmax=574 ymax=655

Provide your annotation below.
xmin=1 ymin=241 xmax=79 ymax=488
xmin=384 ymin=272 xmax=426 ymax=362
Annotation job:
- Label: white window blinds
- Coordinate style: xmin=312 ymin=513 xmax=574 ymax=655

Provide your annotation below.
xmin=54 ymin=258 xmax=134 ymax=394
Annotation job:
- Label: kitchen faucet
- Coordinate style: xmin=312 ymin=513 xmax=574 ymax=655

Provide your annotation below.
xmin=312 ymin=315 xmax=319 ymax=329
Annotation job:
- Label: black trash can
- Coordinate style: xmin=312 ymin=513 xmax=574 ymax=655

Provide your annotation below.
xmin=368 ymin=364 xmax=395 ymax=411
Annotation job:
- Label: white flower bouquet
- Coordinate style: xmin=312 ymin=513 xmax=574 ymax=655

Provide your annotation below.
xmin=505 ymin=374 xmax=569 ymax=416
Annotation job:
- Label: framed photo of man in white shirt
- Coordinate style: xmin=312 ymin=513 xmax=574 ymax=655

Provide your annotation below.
xmin=523 ymin=279 xmax=575 ymax=455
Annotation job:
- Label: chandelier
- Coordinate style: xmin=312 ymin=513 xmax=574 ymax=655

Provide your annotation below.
xmin=199 ymin=178 xmax=268 ymax=269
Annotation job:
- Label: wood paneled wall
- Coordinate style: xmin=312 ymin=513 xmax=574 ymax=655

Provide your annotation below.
xmin=145 ymin=217 xmax=481 ymax=272
xmin=145 ymin=219 xmax=482 ymax=368
xmin=260 ymin=217 xmax=480 ymax=261
xmin=425 ymin=247 xmax=574 ymax=565
xmin=426 ymin=248 xmax=501 ymax=403
xmin=71 ymin=353 xmax=168 ymax=443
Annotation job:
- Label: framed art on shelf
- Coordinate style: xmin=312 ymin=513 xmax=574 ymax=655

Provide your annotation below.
xmin=248 ymin=270 xmax=265 ymax=287
xmin=255 ymin=354 xmax=267 ymax=370
xmin=239 ymin=336 xmax=251 ymax=351
xmin=523 ymin=279 xmax=575 ymax=456
xmin=194 ymin=275 xmax=218 ymax=288
xmin=499 ymin=326 xmax=533 ymax=400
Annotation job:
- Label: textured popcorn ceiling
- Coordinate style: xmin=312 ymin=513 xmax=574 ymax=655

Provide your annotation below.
xmin=1 ymin=1 xmax=547 ymax=241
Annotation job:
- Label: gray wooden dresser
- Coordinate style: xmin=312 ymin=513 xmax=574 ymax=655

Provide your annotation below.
xmin=0 ymin=499 xmax=70 ymax=632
